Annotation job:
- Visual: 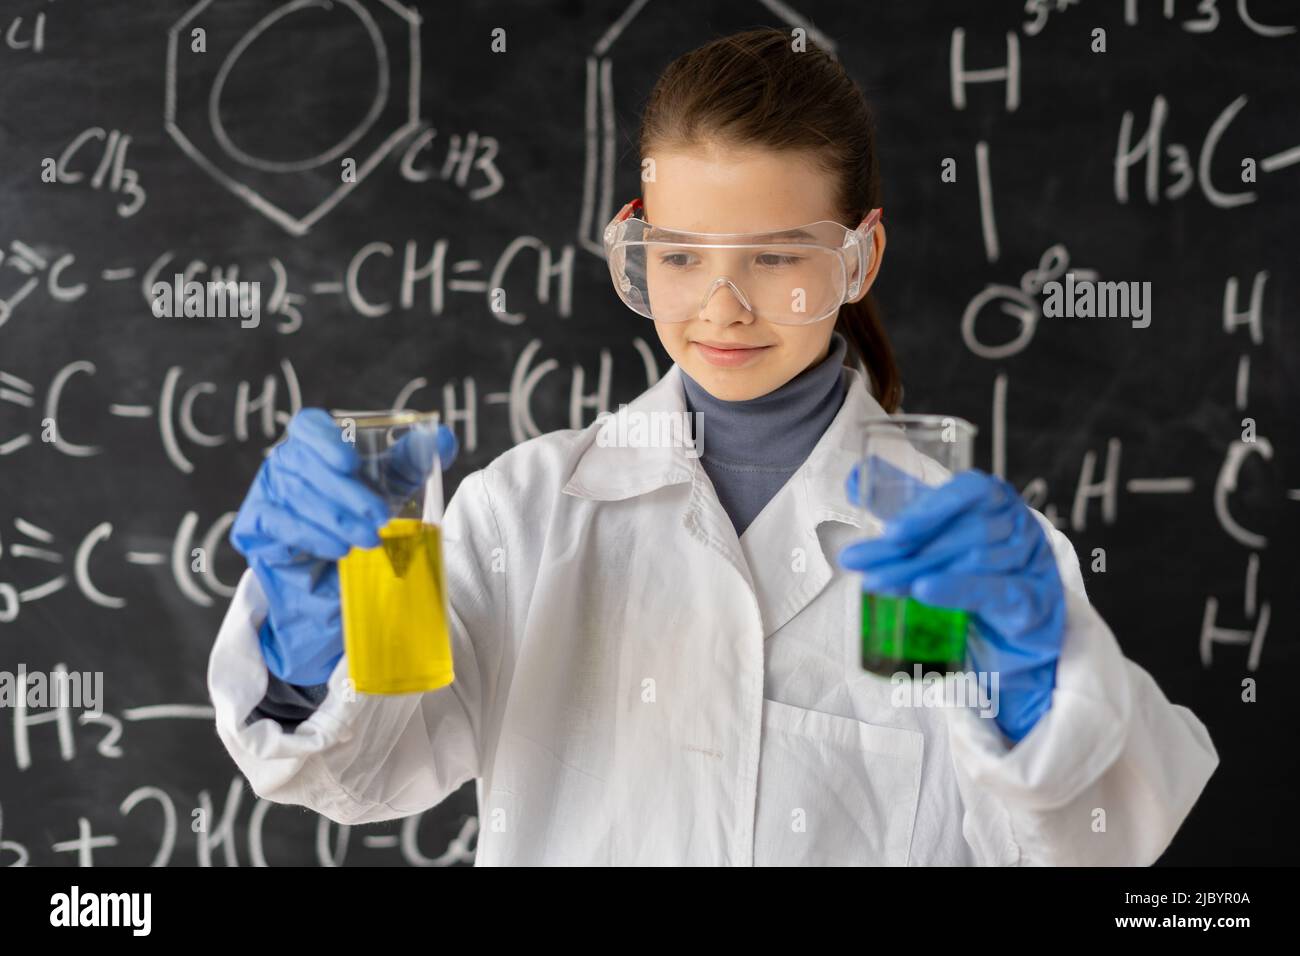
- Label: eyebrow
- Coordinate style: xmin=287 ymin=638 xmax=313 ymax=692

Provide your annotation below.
xmin=645 ymin=226 xmax=818 ymax=243
xmin=747 ymin=228 xmax=817 ymax=242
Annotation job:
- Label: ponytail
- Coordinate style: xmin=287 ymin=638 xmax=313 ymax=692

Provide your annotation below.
xmin=836 ymin=292 xmax=902 ymax=413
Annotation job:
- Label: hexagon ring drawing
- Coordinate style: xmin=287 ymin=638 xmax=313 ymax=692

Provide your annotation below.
xmin=166 ymin=0 xmax=422 ymax=236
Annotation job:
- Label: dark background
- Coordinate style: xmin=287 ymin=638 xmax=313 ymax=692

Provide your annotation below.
xmin=0 ymin=0 xmax=1295 ymax=865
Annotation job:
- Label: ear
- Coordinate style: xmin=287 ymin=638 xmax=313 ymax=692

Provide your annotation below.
xmin=847 ymin=220 xmax=887 ymax=304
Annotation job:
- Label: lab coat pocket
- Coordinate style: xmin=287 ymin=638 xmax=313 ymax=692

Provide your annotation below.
xmin=754 ymin=698 xmax=924 ymax=866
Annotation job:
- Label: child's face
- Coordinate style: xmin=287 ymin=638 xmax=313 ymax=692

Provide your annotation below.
xmin=644 ymin=142 xmax=881 ymax=401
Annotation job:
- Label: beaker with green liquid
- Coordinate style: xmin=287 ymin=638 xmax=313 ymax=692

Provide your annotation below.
xmin=855 ymin=415 xmax=978 ymax=677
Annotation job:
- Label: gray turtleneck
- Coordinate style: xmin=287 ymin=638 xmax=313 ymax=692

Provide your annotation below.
xmin=680 ymin=330 xmax=849 ymax=538
xmin=250 ymin=331 xmax=850 ymax=730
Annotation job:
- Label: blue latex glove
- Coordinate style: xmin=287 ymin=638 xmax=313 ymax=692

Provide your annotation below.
xmin=229 ymin=408 xmax=459 ymax=686
xmin=838 ymin=460 xmax=1066 ymax=744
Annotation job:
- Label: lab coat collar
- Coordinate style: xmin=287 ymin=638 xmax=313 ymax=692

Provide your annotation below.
xmin=562 ymin=360 xmax=889 ymax=532
xmin=563 ymin=360 xmax=890 ymax=639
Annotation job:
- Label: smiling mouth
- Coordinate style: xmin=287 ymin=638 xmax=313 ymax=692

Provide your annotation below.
xmin=691 ymin=341 xmax=774 ymax=367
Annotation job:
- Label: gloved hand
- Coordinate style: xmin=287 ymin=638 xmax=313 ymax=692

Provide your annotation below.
xmin=838 ymin=463 xmax=1066 ymax=744
xmin=229 ymin=408 xmax=459 ymax=686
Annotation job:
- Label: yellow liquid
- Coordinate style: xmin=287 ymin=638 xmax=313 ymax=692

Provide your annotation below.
xmin=337 ymin=518 xmax=454 ymax=695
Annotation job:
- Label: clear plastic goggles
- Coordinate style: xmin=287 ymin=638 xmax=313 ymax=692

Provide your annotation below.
xmin=603 ymin=199 xmax=881 ymax=325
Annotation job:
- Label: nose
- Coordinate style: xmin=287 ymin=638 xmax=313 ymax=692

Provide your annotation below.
xmin=698 ymin=276 xmax=754 ymax=324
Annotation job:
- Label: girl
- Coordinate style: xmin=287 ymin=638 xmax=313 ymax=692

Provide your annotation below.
xmin=209 ymin=28 xmax=1217 ymax=865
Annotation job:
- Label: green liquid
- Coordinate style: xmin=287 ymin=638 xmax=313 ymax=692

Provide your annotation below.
xmin=860 ymin=592 xmax=969 ymax=676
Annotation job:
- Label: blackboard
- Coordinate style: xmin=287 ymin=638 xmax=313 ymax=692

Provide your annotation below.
xmin=1 ymin=0 xmax=1295 ymax=866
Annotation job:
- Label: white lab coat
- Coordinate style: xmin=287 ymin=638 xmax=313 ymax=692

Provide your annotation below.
xmin=207 ymin=362 xmax=1219 ymax=865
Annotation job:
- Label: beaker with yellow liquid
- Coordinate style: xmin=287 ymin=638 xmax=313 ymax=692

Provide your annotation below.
xmin=331 ymin=409 xmax=453 ymax=695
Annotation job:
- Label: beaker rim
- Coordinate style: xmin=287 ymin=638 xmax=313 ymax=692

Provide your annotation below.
xmin=330 ymin=408 xmax=440 ymax=429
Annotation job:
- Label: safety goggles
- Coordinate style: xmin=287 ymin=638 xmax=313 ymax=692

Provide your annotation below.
xmin=603 ymin=199 xmax=882 ymax=325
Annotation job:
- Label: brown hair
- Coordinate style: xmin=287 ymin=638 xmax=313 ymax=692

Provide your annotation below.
xmin=637 ymin=26 xmax=903 ymax=412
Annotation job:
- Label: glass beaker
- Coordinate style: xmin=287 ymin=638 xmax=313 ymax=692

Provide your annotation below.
xmin=856 ymin=415 xmax=978 ymax=677
xmin=331 ymin=408 xmax=452 ymax=695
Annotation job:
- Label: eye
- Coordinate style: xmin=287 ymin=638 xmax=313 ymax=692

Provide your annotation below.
xmin=755 ymin=253 xmax=804 ymax=268
xmin=658 ymin=251 xmax=698 ymax=268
